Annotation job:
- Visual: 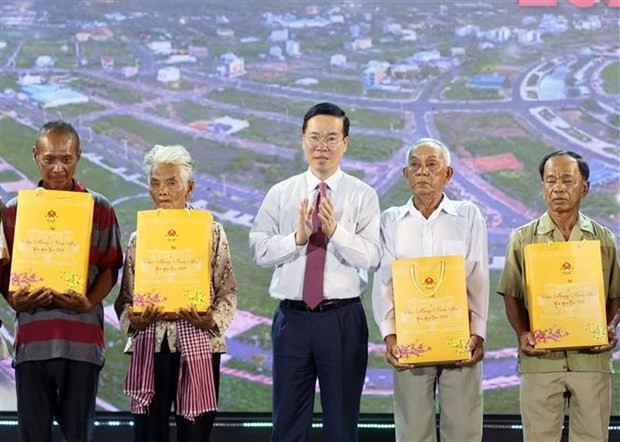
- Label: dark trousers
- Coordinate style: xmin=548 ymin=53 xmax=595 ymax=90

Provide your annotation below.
xmin=271 ymin=299 xmax=369 ymax=442
xmin=133 ymin=342 xmax=221 ymax=442
xmin=15 ymin=359 xmax=101 ymax=442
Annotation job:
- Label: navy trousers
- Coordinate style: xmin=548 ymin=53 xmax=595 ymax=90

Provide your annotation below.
xmin=271 ymin=299 xmax=368 ymax=442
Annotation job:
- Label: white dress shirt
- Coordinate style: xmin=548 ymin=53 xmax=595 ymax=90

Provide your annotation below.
xmin=250 ymin=168 xmax=381 ymax=300
xmin=372 ymin=195 xmax=489 ymax=340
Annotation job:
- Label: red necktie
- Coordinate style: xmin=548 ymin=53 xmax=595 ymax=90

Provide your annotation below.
xmin=302 ymin=182 xmax=328 ymax=310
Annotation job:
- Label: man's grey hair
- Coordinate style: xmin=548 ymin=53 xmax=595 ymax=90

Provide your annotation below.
xmin=405 ymin=138 xmax=452 ymax=167
xmin=143 ymin=144 xmax=195 ymax=184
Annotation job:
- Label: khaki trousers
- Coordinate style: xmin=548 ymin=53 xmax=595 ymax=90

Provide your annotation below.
xmin=0 ymin=335 xmax=9 ymax=360
xmin=393 ymin=364 xmax=483 ymax=442
xmin=520 ymin=371 xmax=611 ymax=442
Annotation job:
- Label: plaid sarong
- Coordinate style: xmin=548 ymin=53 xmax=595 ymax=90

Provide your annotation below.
xmin=125 ymin=319 xmax=217 ymax=421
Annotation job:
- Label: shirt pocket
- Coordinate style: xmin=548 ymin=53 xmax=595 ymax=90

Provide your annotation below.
xmin=443 ymin=239 xmax=477 ymax=275
xmin=441 ymin=239 xmax=466 ymax=257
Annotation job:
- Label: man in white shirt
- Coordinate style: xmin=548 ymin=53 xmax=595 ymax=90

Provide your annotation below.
xmin=372 ymin=138 xmax=489 ymax=442
xmin=250 ymin=102 xmax=381 ymax=442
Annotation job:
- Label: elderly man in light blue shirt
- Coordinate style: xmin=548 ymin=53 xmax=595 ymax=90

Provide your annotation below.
xmin=372 ymin=138 xmax=489 ymax=442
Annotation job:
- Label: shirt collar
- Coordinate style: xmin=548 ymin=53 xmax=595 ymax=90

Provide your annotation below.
xmin=306 ymin=168 xmax=343 ymax=193
xmin=36 ymin=179 xmax=87 ymax=193
xmin=397 ymin=193 xmax=457 ymax=221
xmin=536 ymin=211 xmax=594 ymax=237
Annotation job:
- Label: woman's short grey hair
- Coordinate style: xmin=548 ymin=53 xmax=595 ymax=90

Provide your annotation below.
xmin=405 ymin=138 xmax=452 ymax=167
xmin=143 ymin=144 xmax=195 ymax=184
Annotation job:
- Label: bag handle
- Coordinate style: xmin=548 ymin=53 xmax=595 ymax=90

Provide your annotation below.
xmin=409 ymin=261 xmax=446 ymax=298
xmin=35 ymin=187 xmax=70 ymax=199
xmin=154 ymin=208 xmax=192 ymax=216
xmin=545 ymin=239 xmax=588 ymax=248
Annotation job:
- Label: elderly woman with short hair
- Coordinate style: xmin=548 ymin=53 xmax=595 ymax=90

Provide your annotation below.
xmin=115 ymin=144 xmax=237 ymax=442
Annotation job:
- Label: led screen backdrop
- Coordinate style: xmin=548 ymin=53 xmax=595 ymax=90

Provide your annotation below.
xmin=0 ymin=0 xmax=619 ymax=414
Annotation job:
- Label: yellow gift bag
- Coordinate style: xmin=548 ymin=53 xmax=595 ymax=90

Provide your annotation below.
xmin=9 ymin=188 xmax=94 ymax=295
xmin=134 ymin=209 xmax=212 ymax=313
xmin=392 ymin=255 xmax=471 ymax=365
xmin=524 ymin=241 xmax=607 ymax=350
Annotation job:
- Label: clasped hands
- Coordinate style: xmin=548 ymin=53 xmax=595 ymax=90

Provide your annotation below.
xmin=9 ymin=286 xmax=93 ymax=313
xmin=384 ymin=334 xmax=484 ymax=372
xmin=518 ymin=325 xmax=617 ymax=356
xmin=127 ymin=303 xmax=217 ymax=332
xmin=295 ymin=195 xmax=336 ymax=245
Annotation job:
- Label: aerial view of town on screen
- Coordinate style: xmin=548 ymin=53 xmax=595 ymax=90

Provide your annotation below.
xmin=0 ymin=0 xmax=618 ymax=414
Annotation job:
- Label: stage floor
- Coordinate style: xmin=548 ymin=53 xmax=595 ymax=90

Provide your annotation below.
xmin=0 ymin=413 xmax=619 ymax=441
